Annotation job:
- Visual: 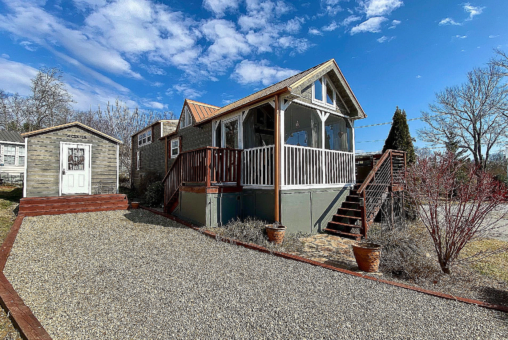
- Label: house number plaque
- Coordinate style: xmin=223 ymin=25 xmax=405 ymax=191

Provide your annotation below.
xmin=66 ymin=134 xmax=87 ymax=139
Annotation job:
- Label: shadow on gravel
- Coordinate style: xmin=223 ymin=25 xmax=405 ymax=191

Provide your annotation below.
xmin=479 ymin=286 xmax=508 ymax=309
xmin=123 ymin=209 xmax=188 ymax=229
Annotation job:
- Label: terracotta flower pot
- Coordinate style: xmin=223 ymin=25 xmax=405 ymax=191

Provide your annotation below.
xmin=352 ymin=242 xmax=382 ymax=272
xmin=265 ymin=224 xmax=286 ymax=244
xmin=131 ymin=202 xmax=140 ymax=209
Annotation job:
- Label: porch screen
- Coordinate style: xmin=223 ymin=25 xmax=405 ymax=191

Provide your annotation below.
xmin=243 ymin=104 xmax=275 ymax=149
xmin=284 ymin=104 xmax=322 ymax=148
xmin=325 ymin=115 xmax=353 ymax=152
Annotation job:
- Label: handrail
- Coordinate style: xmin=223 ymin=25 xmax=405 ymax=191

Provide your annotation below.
xmin=357 ymin=149 xmax=393 ymax=194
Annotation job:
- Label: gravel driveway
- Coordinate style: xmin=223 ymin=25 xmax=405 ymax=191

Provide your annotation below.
xmin=4 ymin=210 xmax=508 ymax=339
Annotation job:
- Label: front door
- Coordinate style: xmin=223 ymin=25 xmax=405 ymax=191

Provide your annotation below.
xmin=61 ymin=143 xmax=91 ymax=195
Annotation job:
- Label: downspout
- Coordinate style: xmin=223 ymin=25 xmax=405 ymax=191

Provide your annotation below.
xmin=274 ymin=95 xmax=280 ymax=223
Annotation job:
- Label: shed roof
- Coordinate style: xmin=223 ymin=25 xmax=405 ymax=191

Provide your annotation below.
xmin=21 ymin=122 xmax=122 ymax=144
xmin=0 ymin=131 xmax=24 ymax=143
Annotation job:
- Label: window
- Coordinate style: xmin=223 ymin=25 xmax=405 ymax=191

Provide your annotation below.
xmin=284 ymin=104 xmax=322 ymax=148
xmin=181 ymin=106 xmax=192 ymax=129
xmin=313 ymin=75 xmax=337 ymax=108
xmin=214 ymin=121 xmax=222 ymax=147
xmin=67 ymin=148 xmax=85 ymax=170
xmin=18 ymin=146 xmax=25 ymax=166
xmin=138 ymin=129 xmax=152 ymax=147
xmin=171 ymin=138 xmax=179 ymax=158
xmin=325 ymin=115 xmax=353 ymax=152
xmin=4 ymin=146 xmax=15 ymax=166
xmin=136 ymin=151 xmax=140 ymax=170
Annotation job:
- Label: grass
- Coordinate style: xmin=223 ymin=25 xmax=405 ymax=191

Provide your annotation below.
xmin=462 ymin=239 xmax=508 ymax=283
xmin=0 ymin=186 xmax=22 ymax=340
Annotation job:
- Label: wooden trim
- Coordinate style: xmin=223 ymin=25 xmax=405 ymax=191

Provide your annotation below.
xmin=274 ymin=95 xmax=280 ymax=223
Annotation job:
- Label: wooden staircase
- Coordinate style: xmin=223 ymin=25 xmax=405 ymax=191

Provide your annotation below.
xmin=324 ymin=149 xmax=406 ymax=240
xmin=19 ymin=194 xmax=129 ymax=216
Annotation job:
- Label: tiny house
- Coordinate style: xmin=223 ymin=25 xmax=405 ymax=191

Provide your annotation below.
xmin=21 ymin=122 xmax=122 ymax=198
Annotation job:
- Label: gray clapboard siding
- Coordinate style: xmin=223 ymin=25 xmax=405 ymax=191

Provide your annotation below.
xmin=25 ymin=125 xmax=118 ymax=197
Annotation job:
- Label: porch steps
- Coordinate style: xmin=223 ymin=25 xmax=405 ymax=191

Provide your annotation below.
xmin=19 ymin=194 xmax=129 ymax=216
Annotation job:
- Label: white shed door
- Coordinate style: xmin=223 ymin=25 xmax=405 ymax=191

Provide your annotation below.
xmin=61 ymin=143 xmax=91 ymax=195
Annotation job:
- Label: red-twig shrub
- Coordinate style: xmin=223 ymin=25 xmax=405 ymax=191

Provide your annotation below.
xmin=406 ymin=152 xmax=508 ymax=274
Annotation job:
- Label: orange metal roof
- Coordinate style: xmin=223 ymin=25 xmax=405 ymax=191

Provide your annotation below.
xmin=186 ymin=99 xmax=220 ymax=124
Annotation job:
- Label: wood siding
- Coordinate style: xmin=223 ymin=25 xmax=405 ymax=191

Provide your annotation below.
xmin=26 ymin=126 xmax=118 ymax=198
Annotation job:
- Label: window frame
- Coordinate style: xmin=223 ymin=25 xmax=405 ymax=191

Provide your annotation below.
xmin=138 ymin=128 xmax=152 ymax=147
xmin=312 ymin=75 xmax=338 ymax=110
xmin=180 ymin=106 xmax=192 ymax=129
xmin=170 ymin=138 xmax=180 ymax=159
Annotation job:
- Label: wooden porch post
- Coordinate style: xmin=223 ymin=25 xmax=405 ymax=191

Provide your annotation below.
xmin=274 ymin=95 xmax=280 ymax=223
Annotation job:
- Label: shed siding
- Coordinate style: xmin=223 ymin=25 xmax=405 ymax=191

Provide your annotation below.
xmin=26 ymin=126 xmax=117 ymax=197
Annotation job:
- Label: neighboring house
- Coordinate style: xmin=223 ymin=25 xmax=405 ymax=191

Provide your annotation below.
xmin=0 ymin=131 xmax=25 ymax=182
xmin=140 ymin=58 xmax=406 ymax=238
xmin=21 ymin=122 xmax=122 ymax=198
xmin=131 ymin=120 xmax=178 ymax=191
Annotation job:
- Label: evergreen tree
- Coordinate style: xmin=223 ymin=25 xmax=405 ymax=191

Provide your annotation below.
xmin=444 ymin=133 xmax=468 ymax=162
xmin=382 ymin=107 xmax=416 ymax=164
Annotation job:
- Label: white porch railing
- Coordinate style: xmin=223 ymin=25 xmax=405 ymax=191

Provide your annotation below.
xmin=242 ymin=145 xmax=274 ymax=186
xmin=284 ymin=145 xmax=355 ymax=186
xmin=242 ymin=144 xmax=355 ymax=187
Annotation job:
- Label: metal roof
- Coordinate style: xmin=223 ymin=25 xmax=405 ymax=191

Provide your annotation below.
xmin=186 ymin=99 xmax=220 ymax=124
xmin=0 ymin=131 xmax=24 ymax=143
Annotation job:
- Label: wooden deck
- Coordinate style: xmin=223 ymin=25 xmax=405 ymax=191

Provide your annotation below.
xmin=19 ymin=194 xmax=129 ymax=216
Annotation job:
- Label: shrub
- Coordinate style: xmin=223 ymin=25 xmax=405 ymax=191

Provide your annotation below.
xmin=137 ymin=171 xmax=162 ymax=196
xmin=144 ymin=181 xmax=164 ymax=207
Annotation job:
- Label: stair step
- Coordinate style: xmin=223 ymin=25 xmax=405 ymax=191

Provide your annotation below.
xmin=19 ymin=200 xmax=128 ymax=212
xmin=327 ymin=220 xmax=360 ymax=229
xmin=20 ymin=194 xmax=125 ymax=205
xmin=334 ymin=214 xmax=362 ymax=220
xmin=20 ymin=203 xmax=128 ymax=217
xmin=324 ymin=228 xmax=362 ymax=241
xmin=338 ymin=207 xmax=362 ymax=213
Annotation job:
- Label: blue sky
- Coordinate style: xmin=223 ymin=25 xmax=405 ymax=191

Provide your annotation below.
xmin=0 ymin=0 xmax=506 ymax=153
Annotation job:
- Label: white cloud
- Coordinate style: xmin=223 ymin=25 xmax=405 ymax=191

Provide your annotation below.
xmin=143 ymin=100 xmax=166 ymax=110
xmin=285 ymin=17 xmax=305 ymax=34
xmin=389 ymin=19 xmax=401 ymax=29
xmin=361 ymin=0 xmax=403 ymax=18
xmin=322 ymin=21 xmax=339 ymax=31
xmin=1 ymin=54 xmax=9 ymax=59
xmin=0 ymin=57 xmax=38 ymax=96
xmin=439 ymin=17 xmax=461 ymax=26
xmin=342 ymin=15 xmax=362 ymax=27
xmin=231 ymin=59 xmax=299 ymax=86
xmin=170 ymin=84 xmax=205 ymax=98
xmin=140 ymin=64 xmax=167 ymax=75
xmin=308 ymin=28 xmax=323 ymax=35
xmin=463 ymin=3 xmax=484 ymax=20
xmin=377 ymin=35 xmax=394 ymax=43
xmin=151 ymin=82 xmax=164 ymax=87
xmin=454 ymin=35 xmax=467 ymax=39
xmin=489 ymin=35 xmax=499 ymax=38
xmin=350 ymin=17 xmax=387 ymax=34
xmin=203 ymin=0 xmax=240 ymax=17
xmin=20 ymin=41 xmax=37 ymax=51
xmin=416 ymin=75 xmax=421 ymax=79
xmin=321 ymin=0 xmax=344 ymax=16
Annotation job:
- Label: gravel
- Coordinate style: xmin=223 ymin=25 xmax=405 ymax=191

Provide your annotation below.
xmin=4 ymin=210 xmax=508 ymax=339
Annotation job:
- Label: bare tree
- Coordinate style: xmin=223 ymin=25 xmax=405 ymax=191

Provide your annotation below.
xmin=406 ymin=152 xmax=508 ymax=274
xmin=418 ymin=64 xmax=508 ymax=170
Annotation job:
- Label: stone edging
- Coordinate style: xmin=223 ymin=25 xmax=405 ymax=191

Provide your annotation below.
xmin=141 ymin=206 xmax=508 ymax=314
xmin=0 ymin=215 xmax=52 ymax=340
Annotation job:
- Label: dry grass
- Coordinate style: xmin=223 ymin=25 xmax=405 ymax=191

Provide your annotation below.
xmin=462 ymin=239 xmax=508 ymax=283
xmin=0 ymin=186 xmax=22 ymax=340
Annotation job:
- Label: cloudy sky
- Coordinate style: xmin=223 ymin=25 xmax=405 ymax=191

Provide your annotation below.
xmin=0 ymin=0 xmax=506 ymax=152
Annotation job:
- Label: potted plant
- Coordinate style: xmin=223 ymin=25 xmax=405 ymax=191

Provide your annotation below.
xmin=131 ymin=201 xmax=140 ymax=209
xmin=265 ymin=221 xmax=286 ymax=244
xmin=352 ymin=242 xmax=382 ymax=272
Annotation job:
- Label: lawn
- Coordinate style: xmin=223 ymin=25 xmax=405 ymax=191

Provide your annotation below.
xmin=0 ymin=186 xmax=23 ymax=340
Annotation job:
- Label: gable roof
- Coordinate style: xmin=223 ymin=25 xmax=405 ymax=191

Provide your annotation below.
xmin=185 ymin=99 xmax=220 ymax=124
xmin=194 ymin=58 xmax=366 ymax=125
xmin=0 ymin=131 xmax=24 ymax=143
xmin=131 ymin=119 xmax=178 ymax=138
xmin=21 ymin=122 xmax=122 ymax=144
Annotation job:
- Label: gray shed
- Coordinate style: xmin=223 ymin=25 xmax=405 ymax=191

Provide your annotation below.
xmin=21 ymin=122 xmax=122 ymax=198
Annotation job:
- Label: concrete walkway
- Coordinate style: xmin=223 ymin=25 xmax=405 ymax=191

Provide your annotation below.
xmin=4 ymin=210 xmax=508 ymax=339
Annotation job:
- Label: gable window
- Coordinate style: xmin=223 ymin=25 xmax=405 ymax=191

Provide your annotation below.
xmin=181 ymin=106 xmax=192 ymax=129
xmin=313 ymin=75 xmax=338 ymax=109
xmin=171 ymin=138 xmax=179 ymax=158
xmin=138 ymin=129 xmax=152 ymax=147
